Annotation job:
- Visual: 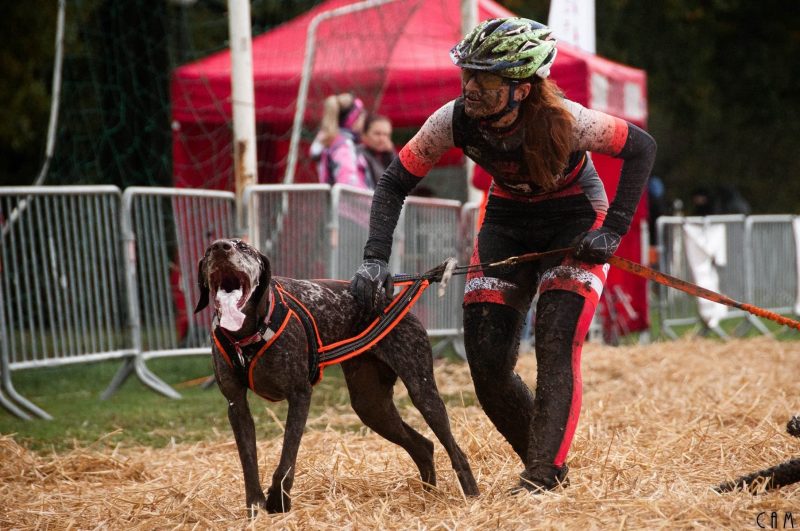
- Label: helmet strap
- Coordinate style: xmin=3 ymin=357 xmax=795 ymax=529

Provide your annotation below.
xmin=478 ymin=79 xmax=522 ymax=126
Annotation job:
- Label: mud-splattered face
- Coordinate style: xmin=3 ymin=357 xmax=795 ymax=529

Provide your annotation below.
xmin=200 ymin=239 xmax=264 ymax=315
xmin=461 ymin=69 xmax=510 ymax=119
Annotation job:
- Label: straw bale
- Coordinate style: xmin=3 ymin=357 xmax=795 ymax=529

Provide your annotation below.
xmin=1 ymin=337 xmax=798 ymax=529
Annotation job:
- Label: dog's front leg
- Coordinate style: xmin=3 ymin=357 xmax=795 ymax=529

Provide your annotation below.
xmin=266 ymin=389 xmax=312 ymax=513
xmin=226 ymin=388 xmax=267 ymax=516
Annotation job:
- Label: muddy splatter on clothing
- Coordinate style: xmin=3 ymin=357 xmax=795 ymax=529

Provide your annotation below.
xmin=360 ymin=93 xmax=655 ymax=485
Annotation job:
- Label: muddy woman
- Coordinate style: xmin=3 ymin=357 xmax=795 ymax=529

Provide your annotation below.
xmin=350 ymin=17 xmax=656 ymax=492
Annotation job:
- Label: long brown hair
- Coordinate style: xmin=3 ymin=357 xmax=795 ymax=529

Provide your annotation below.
xmin=521 ymin=78 xmax=574 ymax=191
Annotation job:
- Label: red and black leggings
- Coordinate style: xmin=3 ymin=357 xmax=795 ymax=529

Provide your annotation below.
xmin=462 ymin=194 xmax=609 ymax=478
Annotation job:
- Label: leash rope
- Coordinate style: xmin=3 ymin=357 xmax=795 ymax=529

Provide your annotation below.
xmin=392 ymin=247 xmax=572 ymax=284
xmin=395 ymin=247 xmax=800 ymax=331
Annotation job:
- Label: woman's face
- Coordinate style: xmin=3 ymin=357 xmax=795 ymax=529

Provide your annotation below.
xmin=460 ymin=69 xmax=510 ymax=119
xmin=351 ymin=112 xmax=366 ymax=134
xmin=362 ymin=119 xmax=393 ymax=152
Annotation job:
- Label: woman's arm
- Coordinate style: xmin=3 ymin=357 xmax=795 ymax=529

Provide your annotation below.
xmin=567 ymin=100 xmax=657 ymax=234
xmin=363 ymin=102 xmax=456 ymax=261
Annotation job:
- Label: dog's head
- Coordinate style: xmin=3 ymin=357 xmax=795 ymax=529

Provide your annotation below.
xmin=194 ymin=239 xmax=271 ymax=326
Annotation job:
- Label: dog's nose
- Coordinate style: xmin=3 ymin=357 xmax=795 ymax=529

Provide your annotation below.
xmin=210 ymin=240 xmax=233 ymax=253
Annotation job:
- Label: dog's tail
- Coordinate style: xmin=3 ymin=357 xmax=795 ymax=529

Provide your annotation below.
xmin=715 ymin=416 xmax=800 ymax=493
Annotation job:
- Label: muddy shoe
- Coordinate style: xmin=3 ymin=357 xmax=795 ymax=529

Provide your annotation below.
xmin=512 ymin=464 xmax=569 ymax=494
xmin=787 ymin=416 xmax=800 ymax=438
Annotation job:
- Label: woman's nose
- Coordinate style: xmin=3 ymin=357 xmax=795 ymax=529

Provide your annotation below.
xmin=464 ymin=77 xmax=480 ymax=91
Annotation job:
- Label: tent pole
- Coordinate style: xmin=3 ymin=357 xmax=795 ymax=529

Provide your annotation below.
xmin=284 ymin=0 xmax=399 ymax=185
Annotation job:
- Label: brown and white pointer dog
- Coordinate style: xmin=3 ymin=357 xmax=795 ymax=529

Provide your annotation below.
xmin=195 ymin=239 xmax=478 ymax=515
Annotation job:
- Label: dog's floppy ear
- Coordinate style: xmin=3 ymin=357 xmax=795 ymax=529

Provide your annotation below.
xmin=194 ymin=254 xmax=210 ymax=313
xmin=258 ymin=249 xmax=271 ymax=285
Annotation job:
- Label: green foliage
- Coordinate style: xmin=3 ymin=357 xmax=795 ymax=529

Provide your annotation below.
xmin=595 ymin=0 xmax=800 ymax=213
xmin=0 ymin=1 xmax=56 ymax=185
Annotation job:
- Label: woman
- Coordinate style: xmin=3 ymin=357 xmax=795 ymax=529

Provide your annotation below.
xmin=310 ymin=93 xmax=368 ymax=188
xmin=357 ymin=114 xmax=395 ymax=189
xmin=350 ymin=18 xmax=656 ymax=492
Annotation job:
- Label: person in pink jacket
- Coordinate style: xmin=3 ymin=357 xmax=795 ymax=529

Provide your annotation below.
xmin=310 ymin=93 xmax=369 ymax=189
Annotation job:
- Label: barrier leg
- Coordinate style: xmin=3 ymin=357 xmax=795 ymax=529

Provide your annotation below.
xmin=1 ymin=370 xmax=52 ymax=420
xmin=0 ymin=386 xmax=32 ymax=420
xmin=101 ymin=356 xmax=135 ymax=400
xmin=134 ymin=357 xmax=182 ymax=399
xmin=102 ymin=355 xmax=183 ymax=400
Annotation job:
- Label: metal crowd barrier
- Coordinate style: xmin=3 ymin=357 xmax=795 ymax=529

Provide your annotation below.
xmin=397 ymin=195 xmax=464 ymax=342
xmin=104 ymin=187 xmax=237 ymax=399
xmin=0 ymin=186 xmax=128 ymax=419
xmin=330 ymin=185 xmax=372 ymax=281
xmin=656 ymin=214 xmax=797 ymax=338
xmin=657 ymin=216 xmax=749 ymax=338
xmin=656 ymin=216 xmax=699 ymax=337
xmin=745 ymin=215 xmax=798 ymax=326
xmin=244 ymin=184 xmax=331 ymax=279
xmin=4 ymin=182 xmax=799 ymax=419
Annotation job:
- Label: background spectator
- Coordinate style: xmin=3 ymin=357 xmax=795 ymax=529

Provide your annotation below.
xmin=309 ymin=93 xmax=368 ymax=188
xmin=357 ymin=114 xmax=395 ymax=189
xmin=689 ymin=185 xmax=751 ymax=216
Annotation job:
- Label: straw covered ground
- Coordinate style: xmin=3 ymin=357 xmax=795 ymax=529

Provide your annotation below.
xmin=2 ymin=337 xmax=799 ymax=529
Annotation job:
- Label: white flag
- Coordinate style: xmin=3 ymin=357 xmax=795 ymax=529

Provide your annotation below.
xmin=547 ymin=0 xmax=596 ymax=54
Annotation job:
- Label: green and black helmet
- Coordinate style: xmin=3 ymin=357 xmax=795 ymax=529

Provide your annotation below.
xmin=450 ymin=17 xmax=557 ymax=79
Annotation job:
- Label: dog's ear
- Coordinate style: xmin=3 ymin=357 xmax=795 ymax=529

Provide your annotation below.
xmin=194 ymin=254 xmax=210 ymax=313
xmin=258 ymin=249 xmax=271 ymax=285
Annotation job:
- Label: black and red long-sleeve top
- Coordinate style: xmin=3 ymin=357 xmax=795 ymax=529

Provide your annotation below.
xmin=363 ymin=96 xmax=656 ymax=262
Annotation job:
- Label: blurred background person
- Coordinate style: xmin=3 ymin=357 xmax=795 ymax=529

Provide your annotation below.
xmin=310 ymin=92 xmax=368 ymax=188
xmin=647 ymin=175 xmax=670 ymax=266
xmin=689 ymin=185 xmax=751 ymax=216
xmin=357 ymin=114 xmax=395 ymax=189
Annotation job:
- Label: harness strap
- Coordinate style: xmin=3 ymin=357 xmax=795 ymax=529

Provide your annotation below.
xmin=273 ymin=279 xmax=431 ymax=380
xmin=218 ymin=289 xmax=274 ymax=367
xmin=317 ymin=278 xmax=430 ymax=366
xmin=213 ymin=284 xmax=289 ymax=389
xmin=213 ymin=275 xmax=437 ymax=392
xmin=278 ymin=287 xmax=322 ymax=385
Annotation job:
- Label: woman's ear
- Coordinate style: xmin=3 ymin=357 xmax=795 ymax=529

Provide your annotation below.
xmin=514 ymin=82 xmax=532 ymax=102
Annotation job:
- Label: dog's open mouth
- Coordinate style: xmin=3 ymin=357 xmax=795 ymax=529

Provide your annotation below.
xmin=210 ymin=268 xmax=253 ymax=331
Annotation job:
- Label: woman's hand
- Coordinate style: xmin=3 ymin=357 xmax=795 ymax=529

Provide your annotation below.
xmin=350 ymin=258 xmax=394 ymax=314
xmin=574 ymin=227 xmax=621 ymax=263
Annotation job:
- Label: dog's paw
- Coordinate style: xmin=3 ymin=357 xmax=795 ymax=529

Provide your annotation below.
xmin=266 ymin=486 xmax=291 ymax=513
xmin=245 ymin=494 xmax=267 ymax=518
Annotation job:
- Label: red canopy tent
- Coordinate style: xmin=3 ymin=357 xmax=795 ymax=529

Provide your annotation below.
xmin=170 ymin=0 xmax=651 ymax=333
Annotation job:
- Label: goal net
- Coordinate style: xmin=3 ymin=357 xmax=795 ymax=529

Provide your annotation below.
xmin=43 ymin=0 xmax=471 ymax=191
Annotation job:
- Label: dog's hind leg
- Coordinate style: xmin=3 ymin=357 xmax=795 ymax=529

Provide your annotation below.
xmin=342 ymin=357 xmax=437 ymax=489
xmin=401 ymin=372 xmax=480 ymax=497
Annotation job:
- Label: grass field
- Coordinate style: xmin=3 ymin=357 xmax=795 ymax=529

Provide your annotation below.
xmin=0 ymin=355 xmax=359 ymax=452
xmin=1 ymin=336 xmax=799 ymax=529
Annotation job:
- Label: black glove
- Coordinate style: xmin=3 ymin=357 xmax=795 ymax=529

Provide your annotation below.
xmin=350 ymin=258 xmax=394 ymax=314
xmin=574 ymin=226 xmax=622 ymax=264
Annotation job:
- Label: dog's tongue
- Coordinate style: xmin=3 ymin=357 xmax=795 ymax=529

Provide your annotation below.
xmin=217 ymin=290 xmax=246 ymax=331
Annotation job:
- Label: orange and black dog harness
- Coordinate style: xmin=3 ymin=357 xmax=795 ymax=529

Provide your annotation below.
xmin=213 ymin=278 xmax=431 ymax=399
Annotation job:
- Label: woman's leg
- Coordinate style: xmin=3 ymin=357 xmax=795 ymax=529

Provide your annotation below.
xmin=520 ymin=258 xmax=608 ymax=491
xmin=463 ymin=302 xmax=533 ymax=462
